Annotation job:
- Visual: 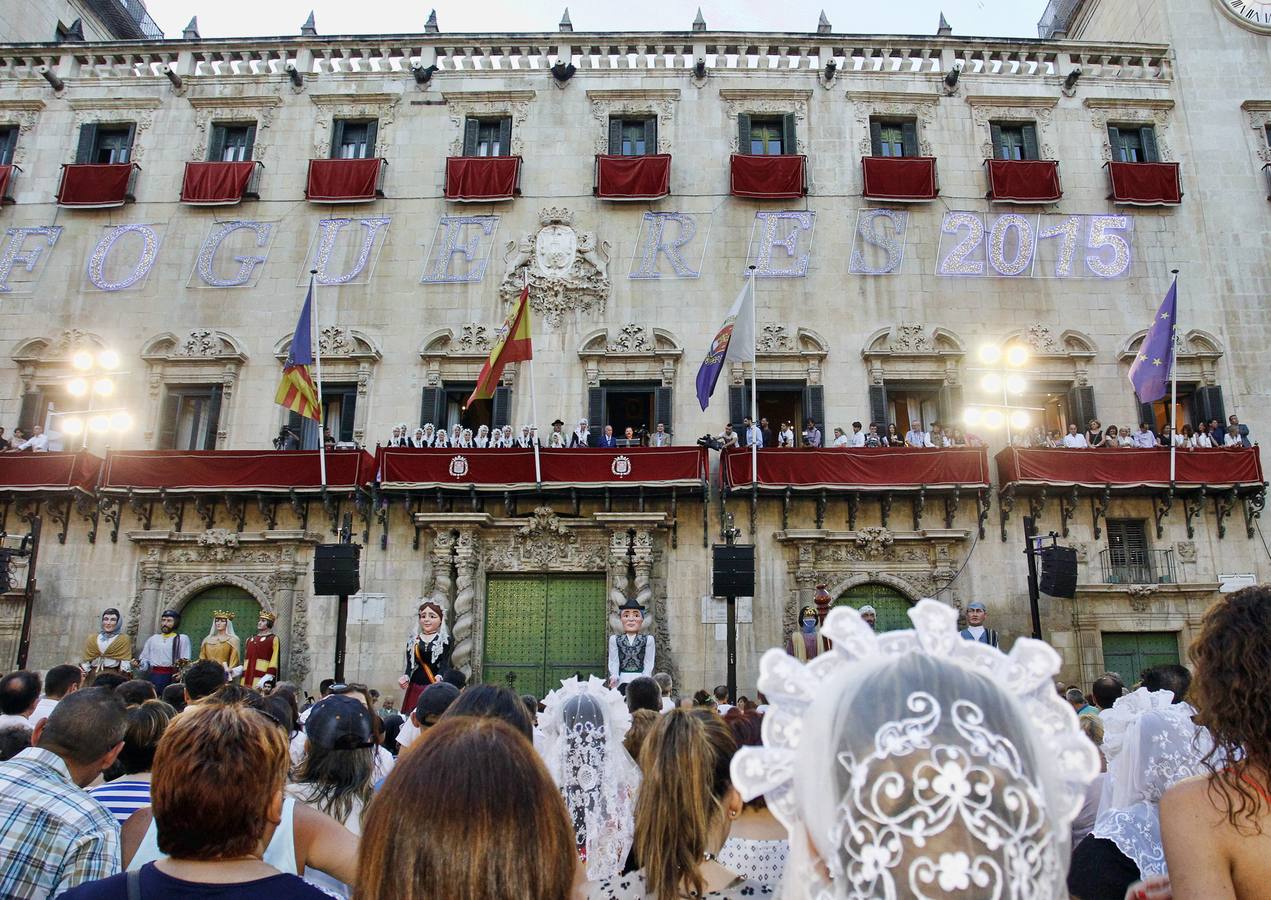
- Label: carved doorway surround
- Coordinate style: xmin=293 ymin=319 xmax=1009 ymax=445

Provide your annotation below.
xmin=127 ymin=528 xmax=321 ymax=683
xmin=413 ymin=510 xmax=676 ymax=686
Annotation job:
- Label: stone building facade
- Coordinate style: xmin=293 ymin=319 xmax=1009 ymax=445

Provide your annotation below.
xmin=0 ymin=0 xmax=1268 ymax=698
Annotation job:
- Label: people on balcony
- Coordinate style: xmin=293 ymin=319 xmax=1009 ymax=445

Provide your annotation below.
xmin=904 ymin=420 xmax=931 ymax=448
xmin=1063 ymin=423 xmax=1089 ymax=448
xmin=778 ymin=421 xmax=796 ymax=447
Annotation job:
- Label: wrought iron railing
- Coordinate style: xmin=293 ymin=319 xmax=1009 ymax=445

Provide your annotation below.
xmin=1099 ymin=547 xmax=1176 ymax=584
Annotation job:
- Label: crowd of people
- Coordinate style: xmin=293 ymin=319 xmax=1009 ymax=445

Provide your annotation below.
xmin=1 ymin=586 xmax=1269 ymax=898
xmin=0 ymin=424 xmax=62 ymax=452
xmin=1018 ymin=415 xmax=1253 ymax=451
xmin=382 ymin=418 xmax=675 ymax=450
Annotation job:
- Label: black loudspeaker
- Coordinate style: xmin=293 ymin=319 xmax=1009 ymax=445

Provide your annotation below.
xmin=314 ymin=544 xmax=361 ymax=596
xmin=712 ymin=544 xmax=755 ymax=597
xmin=1039 ymin=545 xmax=1079 ymax=599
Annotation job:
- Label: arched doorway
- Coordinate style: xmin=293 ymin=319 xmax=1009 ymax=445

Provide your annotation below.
xmin=180 ymin=585 xmax=261 ymax=660
xmin=835 ymin=583 xmax=913 ymax=632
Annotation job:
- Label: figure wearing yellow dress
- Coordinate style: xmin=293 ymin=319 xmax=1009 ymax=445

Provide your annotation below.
xmin=199 ymin=610 xmax=243 ymax=680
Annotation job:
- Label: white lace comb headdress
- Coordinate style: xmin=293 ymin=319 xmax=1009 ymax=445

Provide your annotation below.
xmin=731 ymin=599 xmax=1100 ymax=900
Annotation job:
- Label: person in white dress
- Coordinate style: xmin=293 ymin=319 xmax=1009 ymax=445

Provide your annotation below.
xmin=474 ymin=425 xmax=489 ymax=448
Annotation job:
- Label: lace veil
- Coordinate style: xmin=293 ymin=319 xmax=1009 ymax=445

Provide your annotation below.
xmin=731 ymin=599 xmax=1100 ymax=900
xmin=539 ymin=675 xmax=641 ymax=881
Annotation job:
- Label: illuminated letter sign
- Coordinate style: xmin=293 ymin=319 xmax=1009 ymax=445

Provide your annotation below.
xmin=308 ymin=217 xmax=391 ymax=285
xmin=86 ymin=224 xmax=163 ymax=292
xmin=628 ymin=212 xmax=708 ymax=280
xmin=420 ymin=215 xmax=499 ymax=284
xmin=0 ymin=226 xmax=62 ymax=294
xmin=192 ymin=220 xmax=275 ymax=288
xmin=849 ymin=209 xmax=908 ymax=275
xmin=936 ymin=211 xmax=1134 ymax=279
xmin=748 ymin=211 xmax=815 ymax=278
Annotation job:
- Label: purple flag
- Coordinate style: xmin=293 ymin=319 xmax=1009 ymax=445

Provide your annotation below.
xmin=695 ymin=278 xmax=755 ymax=411
xmin=1128 ymin=278 xmax=1177 ymax=404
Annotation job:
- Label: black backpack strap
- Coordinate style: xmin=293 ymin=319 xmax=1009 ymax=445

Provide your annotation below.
xmin=126 ymin=866 xmax=142 ymax=900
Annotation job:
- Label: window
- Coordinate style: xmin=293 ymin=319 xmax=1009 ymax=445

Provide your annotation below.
xmin=870 ymin=119 xmax=918 ymax=158
xmin=608 ymin=116 xmax=657 ymax=157
xmin=1108 ymin=124 xmax=1159 ymax=163
xmin=158 ymin=385 xmax=222 ymax=450
xmin=1139 ymin=384 xmax=1224 ymax=432
xmin=208 ymin=123 xmax=256 ymax=162
xmin=990 ymin=122 xmax=1039 ymax=161
xmin=738 ymin=114 xmax=795 ymax=157
xmin=728 ymin=381 xmax=818 ymax=445
xmin=462 ymin=117 xmax=512 ymax=158
xmin=75 ymin=123 xmax=135 ymax=164
xmin=0 ymin=126 xmax=16 ymax=166
xmin=331 ymin=119 xmax=377 ymax=160
xmin=420 ymin=384 xmax=506 ymax=433
xmin=289 ymin=383 xmax=357 ymax=448
xmin=1106 ymin=519 xmax=1151 ymax=583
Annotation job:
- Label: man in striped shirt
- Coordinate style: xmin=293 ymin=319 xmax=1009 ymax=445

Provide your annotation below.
xmin=0 ymin=687 xmax=127 ymax=898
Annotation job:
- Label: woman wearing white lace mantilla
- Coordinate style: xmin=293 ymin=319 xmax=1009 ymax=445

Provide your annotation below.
xmin=731 ymin=598 xmax=1101 ymax=900
xmin=539 ymin=676 xmax=640 ymax=882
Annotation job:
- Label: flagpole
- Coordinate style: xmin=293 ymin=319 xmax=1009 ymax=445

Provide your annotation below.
xmin=1169 ymin=269 xmax=1179 ymax=484
xmin=748 ymin=265 xmax=758 ymax=485
xmin=525 ymin=272 xmax=541 ymax=487
xmin=310 ymin=269 xmax=327 ymax=488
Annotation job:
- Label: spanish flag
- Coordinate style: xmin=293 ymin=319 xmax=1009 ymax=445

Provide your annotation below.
xmin=274 ymin=280 xmax=321 ymax=421
xmin=467 ymin=285 xmax=533 ymax=406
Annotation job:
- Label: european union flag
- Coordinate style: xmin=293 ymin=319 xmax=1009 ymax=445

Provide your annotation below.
xmin=1127 ymin=278 xmax=1177 ymax=404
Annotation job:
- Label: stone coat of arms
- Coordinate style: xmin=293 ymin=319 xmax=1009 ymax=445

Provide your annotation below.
xmin=501 ymin=207 xmax=611 ymax=327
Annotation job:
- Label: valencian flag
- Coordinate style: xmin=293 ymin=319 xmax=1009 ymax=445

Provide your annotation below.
xmin=274 ymin=280 xmax=321 ymax=421
xmin=695 ymin=277 xmax=755 ymax=410
xmin=467 ymin=284 xmax=533 ymax=406
xmin=1127 ymin=277 xmax=1177 ymax=403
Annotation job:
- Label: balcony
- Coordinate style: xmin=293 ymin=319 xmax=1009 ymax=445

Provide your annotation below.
xmin=1264 ymin=163 xmax=1271 ymax=200
xmin=56 ymin=163 xmax=138 ymax=208
xmin=985 ymin=159 xmax=1062 ymax=204
xmin=1098 ymin=547 xmax=1176 ymax=585
xmin=444 ymin=156 xmax=521 ymax=202
xmin=729 ymin=154 xmax=806 ymax=200
xmin=595 ymin=154 xmax=671 ymax=200
xmin=180 ymin=161 xmax=262 ymax=205
xmin=1105 ymin=160 xmax=1182 ymax=206
xmin=861 ymin=156 xmax=939 ymax=202
xmin=0 ymin=164 xmax=18 ymax=204
xmin=305 ymin=157 xmax=386 ymax=204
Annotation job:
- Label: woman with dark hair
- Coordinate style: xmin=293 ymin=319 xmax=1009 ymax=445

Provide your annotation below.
xmin=1162 ymin=585 xmax=1271 ymax=898
xmin=589 ymin=709 xmax=770 ymax=899
xmin=717 ymin=711 xmax=788 ymax=887
xmin=398 ymin=600 xmax=453 ymax=714
xmin=88 ymin=700 xmax=175 ymax=824
xmin=442 ymin=682 xmax=533 ymax=740
xmin=355 ymin=716 xmax=579 ymax=900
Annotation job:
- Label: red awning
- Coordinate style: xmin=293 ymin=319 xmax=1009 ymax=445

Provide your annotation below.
xmin=100 ymin=450 xmax=376 ymax=493
xmin=56 ymin=163 xmax=136 ymax=208
xmin=0 ymin=451 xmax=103 ymax=493
xmin=996 ymin=447 xmax=1263 ymax=490
xmin=305 ymin=158 xmax=384 ymax=203
xmin=861 ymin=157 xmax=939 ymax=202
xmin=0 ymin=164 xmax=13 ymax=201
xmin=180 ymin=161 xmax=258 ymax=205
xmin=724 ymin=447 xmax=990 ymax=491
xmin=444 ymin=156 xmax=522 ymax=201
xmin=986 ymin=159 xmax=1062 ymax=203
xmin=1106 ymin=161 xmax=1182 ymax=206
xmin=595 ymin=154 xmax=671 ymax=200
xmin=377 ymin=447 xmax=708 ymax=491
xmin=729 ymin=154 xmax=806 ymax=199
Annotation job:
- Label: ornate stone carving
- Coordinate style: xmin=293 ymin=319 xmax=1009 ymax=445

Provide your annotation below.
xmin=1071 ymin=542 xmax=1089 ymax=564
xmin=44 ymin=329 xmax=101 ymax=360
xmin=177 ymin=330 xmax=216 ymax=356
xmin=848 ymin=91 xmax=939 ymax=157
xmin=967 ymin=97 xmax=1057 ymax=159
xmin=319 ymin=327 xmax=356 ymax=356
xmin=500 ymin=208 xmax=611 ymax=327
xmin=197 ymin=529 xmax=239 ymax=560
xmin=756 ymin=324 xmax=796 ymax=353
xmin=450 ymin=531 xmax=480 ymax=673
xmin=889 ymin=324 xmax=935 ymax=353
xmin=587 ymin=90 xmax=678 ymax=154
xmin=67 ymin=98 xmax=160 ymax=162
xmin=1175 ymin=541 xmax=1197 ymax=564
xmin=1024 ymin=323 xmax=1064 ymax=354
xmin=854 ymin=527 xmax=896 ymax=559
xmin=1243 ymin=103 xmax=1271 ymax=164
xmin=310 ymin=93 xmax=398 ymax=158
xmin=188 ymin=95 xmax=281 ymax=161
xmin=1085 ymin=100 xmax=1175 ymax=162
xmin=721 ymin=91 xmax=811 ymax=155
xmin=606 ymin=324 xmax=654 ymax=353
xmin=444 ymin=91 xmax=534 ymax=156
xmin=0 ymin=100 xmax=44 ymax=167
xmin=1126 ymin=584 xmax=1157 ymax=612
xmin=455 ymin=324 xmax=492 ymax=354
xmin=513 ymin=507 xmax=578 ymax=568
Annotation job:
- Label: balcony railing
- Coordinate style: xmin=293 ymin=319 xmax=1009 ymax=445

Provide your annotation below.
xmin=1099 ymin=547 xmax=1176 ymax=585
xmin=0 ymin=163 xmax=18 ymax=204
xmin=305 ymin=157 xmax=386 ymax=203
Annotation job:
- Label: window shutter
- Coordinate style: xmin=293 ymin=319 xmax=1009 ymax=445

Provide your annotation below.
xmin=728 ymin=385 xmax=746 ymax=429
xmin=587 ymin=387 xmax=604 ymax=443
xmin=868 ymin=384 xmax=889 ymax=430
xmin=202 ymin=385 xmax=223 ymax=450
xmin=0 ymin=128 xmax=13 ymax=165
xmin=363 ymin=119 xmax=379 ymax=158
xmin=607 ymin=117 xmax=623 ymax=155
xmin=286 ymin=409 xmax=306 ymax=448
xmin=492 ymin=386 xmax=512 ymax=430
xmin=121 ymin=122 xmax=136 ymax=163
xmin=1022 ymin=123 xmax=1040 ymax=161
xmin=338 ymin=389 xmax=357 ymax=442
xmin=901 ymin=121 xmax=919 ymax=158
xmin=419 ymin=387 xmax=441 ymax=429
xmin=1194 ymin=386 xmax=1226 ymax=429
xmin=644 ymin=117 xmax=658 ymax=156
xmin=1139 ymin=126 xmax=1159 ymax=163
xmin=989 ymin=123 xmax=1004 ymax=160
xmin=869 ymin=120 xmax=883 ymax=157
xmin=158 ymin=391 xmax=181 ymax=450
xmin=462 ymin=118 xmax=480 ymax=157
xmin=243 ymin=124 xmax=257 ymax=161
xmin=207 ymin=124 xmax=227 ymax=162
xmin=1066 ymin=385 xmax=1097 ymax=431
xmin=1136 ymin=396 xmax=1157 ymax=431
xmin=17 ymin=391 xmax=41 ymax=433
xmin=1106 ymin=125 xmax=1123 ymax=162
xmin=937 ymin=385 xmax=963 ymax=428
xmin=497 ymin=117 xmax=512 ymax=157
xmin=802 ymin=384 xmax=825 ymax=430
xmin=737 ymin=114 xmax=752 ymax=156
xmin=330 ymin=119 xmax=345 ymax=159
xmin=781 ymin=112 xmax=796 ymax=155
xmin=654 ymin=386 xmax=673 ymax=435
xmin=75 ymin=123 xmax=97 ymax=164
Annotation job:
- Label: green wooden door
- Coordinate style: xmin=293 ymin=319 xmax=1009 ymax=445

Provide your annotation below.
xmin=1101 ymin=631 xmax=1180 ymax=686
xmin=834 ymin=583 xmax=913 ymax=632
xmin=180 ymin=585 xmax=260 ymax=654
xmin=483 ymin=576 xmax=607 ymax=700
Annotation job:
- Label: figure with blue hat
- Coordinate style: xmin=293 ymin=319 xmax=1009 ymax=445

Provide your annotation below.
xmin=959 ymin=600 xmax=999 ymax=647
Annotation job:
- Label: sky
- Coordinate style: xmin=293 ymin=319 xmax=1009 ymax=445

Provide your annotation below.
xmin=141 ymin=0 xmax=1050 ymax=41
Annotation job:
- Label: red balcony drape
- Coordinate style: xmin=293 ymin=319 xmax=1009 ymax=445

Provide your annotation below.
xmin=56 ymin=163 xmax=134 ymax=208
xmin=1106 ymin=161 xmax=1182 ymax=205
xmin=723 ymin=447 xmax=990 ymax=491
xmin=444 ymin=156 xmax=522 ymax=201
xmin=180 ymin=161 xmax=257 ymax=204
xmin=986 ymin=159 xmax=1062 ymax=203
xmin=305 ymin=158 xmax=383 ymax=203
xmin=100 ymin=450 xmax=376 ymax=493
xmin=0 ymin=451 xmax=103 ymax=492
xmin=729 ymin=154 xmax=806 ymax=199
xmin=861 ymin=157 xmax=939 ymax=201
xmin=377 ymin=447 xmax=707 ymax=490
xmin=595 ymin=154 xmax=671 ymax=199
xmin=995 ymin=447 xmax=1262 ymax=489
xmin=0 ymin=164 xmax=13 ymax=200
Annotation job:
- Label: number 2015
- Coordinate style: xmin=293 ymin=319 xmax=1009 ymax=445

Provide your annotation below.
xmin=936 ymin=212 xmax=1132 ymax=279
